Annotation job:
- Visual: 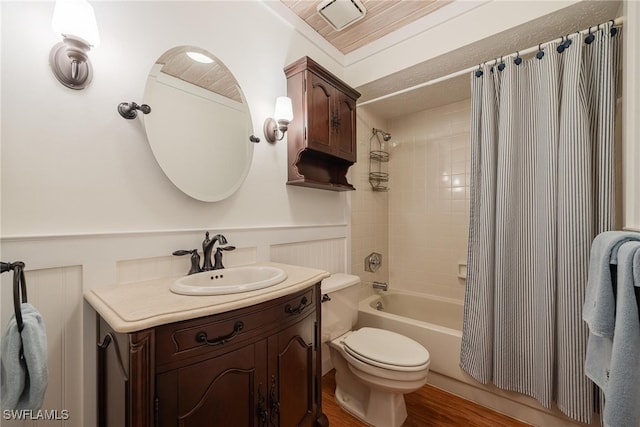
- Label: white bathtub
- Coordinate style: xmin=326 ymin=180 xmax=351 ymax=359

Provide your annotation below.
xmin=356 ymin=290 xmax=466 ymax=382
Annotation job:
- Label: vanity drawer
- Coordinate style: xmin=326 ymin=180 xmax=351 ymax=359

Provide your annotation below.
xmin=155 ymin=286 xmax=316 ymax=368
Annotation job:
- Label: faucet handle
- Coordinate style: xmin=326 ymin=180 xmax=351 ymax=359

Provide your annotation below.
xmin=213 ymin=246 xmax=236 ymax=270
xmin=172 ymin=249 xmax=202 ymax=275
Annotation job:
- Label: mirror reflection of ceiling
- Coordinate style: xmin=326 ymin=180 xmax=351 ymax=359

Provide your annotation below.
xmin=156 ymin=46 xmax=242 ymax=103
xmin=280 ymin=0 xmax=452 ymax=54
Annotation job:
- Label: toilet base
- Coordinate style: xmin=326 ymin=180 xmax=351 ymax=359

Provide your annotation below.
xmin=334 ymin=379 xmax=408 ymax=427
xmin=330 ymin=347 xmax=412 ymax=427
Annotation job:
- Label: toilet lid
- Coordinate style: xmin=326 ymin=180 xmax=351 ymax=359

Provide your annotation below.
xmin=342 ymin=327 xmax=430 ymax=370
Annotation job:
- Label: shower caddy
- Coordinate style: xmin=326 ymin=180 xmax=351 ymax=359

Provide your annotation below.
xmin=369 ymin=128 xmax=389 ymax=191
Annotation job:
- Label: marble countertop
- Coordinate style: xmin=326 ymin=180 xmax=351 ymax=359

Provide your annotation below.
xmin=84 ymin=262 xmax=330 ymax=333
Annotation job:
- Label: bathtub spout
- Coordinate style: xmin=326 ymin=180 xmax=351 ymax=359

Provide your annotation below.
xmin=372 ymin=281 xmax=388 ymax=291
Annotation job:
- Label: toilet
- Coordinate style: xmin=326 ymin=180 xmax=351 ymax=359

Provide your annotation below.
xmin=321 ymin=274 xmax=430 ymax=427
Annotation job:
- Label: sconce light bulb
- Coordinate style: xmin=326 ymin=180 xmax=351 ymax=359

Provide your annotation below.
xmin=274 ymin=97 xmax=293 ymax=122
xmin=52 ymin=0 xmax=100 ymax=48
xmin=264 ymin=97 xmax=293 ymax=143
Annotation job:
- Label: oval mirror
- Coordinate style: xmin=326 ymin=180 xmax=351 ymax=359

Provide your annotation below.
xmin=143 ymin=46 xmax=254 ymax=202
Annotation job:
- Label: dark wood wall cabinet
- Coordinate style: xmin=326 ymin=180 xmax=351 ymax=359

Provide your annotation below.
xmin=97 ymin=284 xmax=327 ymax=427
xmin=285 ymin=56 xmax=361 ymax=191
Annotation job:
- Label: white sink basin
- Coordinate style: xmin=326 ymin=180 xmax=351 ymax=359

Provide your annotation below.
xmin=170 ymin=265 xmax=288 ymax=296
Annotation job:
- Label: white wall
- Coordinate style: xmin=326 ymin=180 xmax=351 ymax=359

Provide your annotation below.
xmin=1 ymin=1 xmax=349 ymax=237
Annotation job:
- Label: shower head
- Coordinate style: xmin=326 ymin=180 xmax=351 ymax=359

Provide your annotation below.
xmin=373 ymin=128 xmax=391 ymax=142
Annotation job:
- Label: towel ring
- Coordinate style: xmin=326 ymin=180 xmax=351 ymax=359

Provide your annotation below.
xmin=12 ymin=262 xmax=27 ymax=332
xmin=1 ymin=261 xmax=27 ymax=332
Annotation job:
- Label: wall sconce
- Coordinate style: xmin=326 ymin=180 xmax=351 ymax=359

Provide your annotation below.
xmin=263 ymin=97 xmax=293 ymax=143
xmin=49 ymin=0 xmax=100 ymax=90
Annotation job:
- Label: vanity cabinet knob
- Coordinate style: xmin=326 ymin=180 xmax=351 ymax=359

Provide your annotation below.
xmin=284 ymin=296 xmax=308 ymax=315
xmin=195 ymin=321 xmax=244 ymax=346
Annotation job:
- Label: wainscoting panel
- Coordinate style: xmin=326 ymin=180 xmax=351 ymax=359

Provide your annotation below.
xmin=1 ymin=265 xmax=83 ymax=427
xmin=270 ymin=238 xmax=346 ymax=273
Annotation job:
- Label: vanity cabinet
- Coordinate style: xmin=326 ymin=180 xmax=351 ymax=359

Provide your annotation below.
xmin=285 ymin=56 xmax=361 ymax=191
xmin=97 ymin=284 xmax=326 ymax=427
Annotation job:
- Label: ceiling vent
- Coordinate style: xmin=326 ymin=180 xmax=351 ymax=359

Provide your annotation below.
xmin=317 ymin=0 xmax=367 ymax=31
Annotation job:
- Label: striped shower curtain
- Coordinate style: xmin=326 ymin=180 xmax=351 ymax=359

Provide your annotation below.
xmin=460 ymin=23 xmax=621 ymax=423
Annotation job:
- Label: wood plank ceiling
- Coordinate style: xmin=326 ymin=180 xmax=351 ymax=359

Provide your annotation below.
xmin=280 ymin=0 xmax=452 ymax=54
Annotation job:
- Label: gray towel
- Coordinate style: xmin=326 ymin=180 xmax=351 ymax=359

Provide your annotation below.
xmin=583 ymin=230 xmax=640 ymax=337
xmin=1 ymin=302 xmax=48 ymax=410
xmin=584 ymin=239 xmax=640 ymax=427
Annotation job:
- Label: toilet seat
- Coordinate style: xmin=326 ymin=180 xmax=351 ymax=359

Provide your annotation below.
xmin=342 ymin=327 xmax=430 ymax=372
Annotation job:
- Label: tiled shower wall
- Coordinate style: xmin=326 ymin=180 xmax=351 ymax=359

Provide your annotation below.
xmin=387 ymin=99 xmax=471 ymax=302
xmin=350 ymin=107 xmax=389 ymax=295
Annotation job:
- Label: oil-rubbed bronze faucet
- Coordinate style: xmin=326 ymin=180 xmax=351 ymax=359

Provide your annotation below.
xmin=202 ymin=232 xmax=233 ymax=270
xmin=173 ymin=232 xmax=235 ymax=275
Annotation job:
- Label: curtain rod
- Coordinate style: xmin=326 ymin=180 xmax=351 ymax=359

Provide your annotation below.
xmin=359 ymin=16 xmax=625 ymax=107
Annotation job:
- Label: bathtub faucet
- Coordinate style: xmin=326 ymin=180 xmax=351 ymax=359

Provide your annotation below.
xmin=372 ymin=281 xmax=388 ymax=291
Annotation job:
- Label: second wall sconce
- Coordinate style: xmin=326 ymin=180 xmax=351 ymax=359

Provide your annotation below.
xmin=263 ymin=97 xmax=293 ymax=143
xmin=49 ymin=0 xmax=100 ymax=90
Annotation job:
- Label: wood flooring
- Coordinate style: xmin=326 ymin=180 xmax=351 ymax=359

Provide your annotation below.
xmin=321 ymin=370 xmax=533 ymax=427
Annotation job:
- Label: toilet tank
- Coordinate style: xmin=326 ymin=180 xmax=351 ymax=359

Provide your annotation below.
xmin=321 ymin=273 xmax=361 ymax=343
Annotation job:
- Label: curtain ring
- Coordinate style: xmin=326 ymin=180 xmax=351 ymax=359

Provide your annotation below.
xmin=536 ymin=43 xmax=545 ymax=60
xmin=557 ymin=35 xmax=566 ymax=53
xmin=563 ymin=33 xmax=572 ymax=48
xmin=585 ymin=26 xmax=596 ymax=44
xmin=514 ymin=51 xmax=522 ymax=66
xmin=498 ymin=56 xmax=506 ymax=71
xmin=490 ymin=58 xmax=498 ymax=73
xmin=475 ymin=64 xmax=483 ymax=78
xmin=610 ymin=20 xmax=618 ymax=37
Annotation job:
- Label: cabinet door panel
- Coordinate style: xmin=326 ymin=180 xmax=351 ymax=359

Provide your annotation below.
xmin=335 ymin=92 xmax=357 ymax=162
xmin=307 ymin=73 xmax=334 ymax=156
xmin=170 ymin=343 xmax=266 ymax=427
xmin=275 ymin=314 xmax=316 ymax=427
